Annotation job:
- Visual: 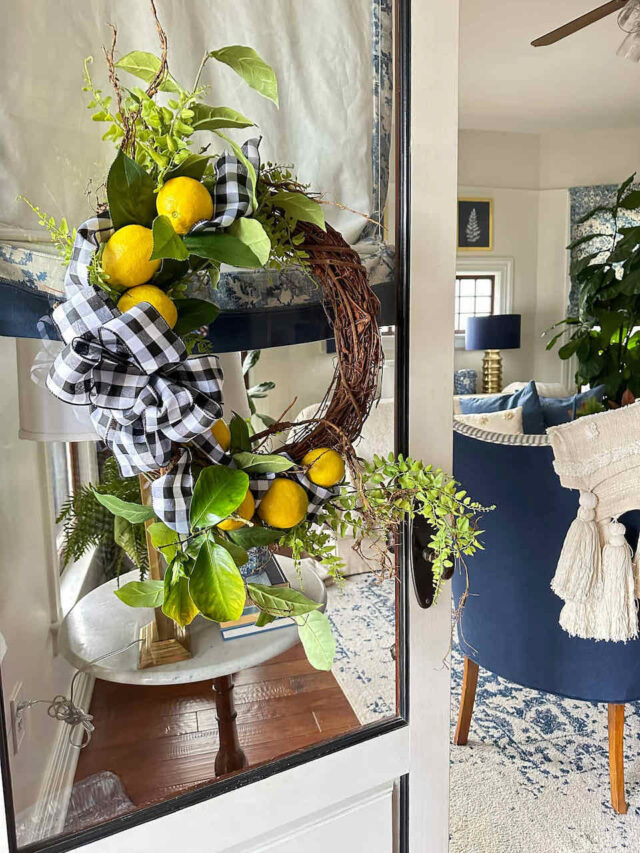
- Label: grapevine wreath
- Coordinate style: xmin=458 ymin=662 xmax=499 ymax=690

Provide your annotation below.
xmin=27 ymin=2 xmax=486 ymax=671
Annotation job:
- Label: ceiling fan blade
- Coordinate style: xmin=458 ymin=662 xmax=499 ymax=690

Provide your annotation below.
xmin=531 ymin=0 xmax=628 ymax=46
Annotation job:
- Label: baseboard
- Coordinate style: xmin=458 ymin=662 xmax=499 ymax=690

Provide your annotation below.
xmin=26 ymin=671 xmax=94 ymax=843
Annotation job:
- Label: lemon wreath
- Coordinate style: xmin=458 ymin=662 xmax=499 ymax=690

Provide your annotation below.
xmin=26 ymin=2 xmax=486 ymax=671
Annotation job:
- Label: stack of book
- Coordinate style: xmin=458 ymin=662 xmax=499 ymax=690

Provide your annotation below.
xmin=220 ymin=555 xmax=294 ymax=640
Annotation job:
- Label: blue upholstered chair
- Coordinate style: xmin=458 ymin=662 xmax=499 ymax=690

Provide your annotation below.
xmin=452 ymin=421 xmax=640 ymax=814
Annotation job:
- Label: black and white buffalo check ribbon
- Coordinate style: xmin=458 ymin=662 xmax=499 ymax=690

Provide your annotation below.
xmin=191 ymin=138 xmax=261 ymax=231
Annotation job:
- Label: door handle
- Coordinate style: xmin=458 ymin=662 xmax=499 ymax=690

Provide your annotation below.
xmin=409 ymin=516 xmax=453 ymax=608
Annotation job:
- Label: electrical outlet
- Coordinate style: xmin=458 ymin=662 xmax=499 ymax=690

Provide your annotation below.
xmin=9 ymin=683 xmax=26 ymax=755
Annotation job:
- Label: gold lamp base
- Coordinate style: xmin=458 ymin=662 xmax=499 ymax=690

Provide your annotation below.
xmin=482 ymin=349 xmax=503 ymax=394
xmin=138 ymin=619 xmax=191 ymax=669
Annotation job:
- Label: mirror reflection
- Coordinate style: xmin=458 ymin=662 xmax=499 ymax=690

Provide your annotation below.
xmin=451 ymin=1 xmax=640 ymax=850
xmin=0 ymin=0 xmax=400 ymax=846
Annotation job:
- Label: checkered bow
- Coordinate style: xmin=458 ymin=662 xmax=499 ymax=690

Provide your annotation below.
xmin=46 ymin=216 xmax=225 ymax=533
xmin=190 ymin=138 xmax=261 ymax=231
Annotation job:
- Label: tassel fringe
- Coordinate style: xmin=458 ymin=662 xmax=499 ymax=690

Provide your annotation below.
xmin=551 ymin=491 xmax=600 ymax=602
xmin=597 ymin=520 xmax=637 ymax=642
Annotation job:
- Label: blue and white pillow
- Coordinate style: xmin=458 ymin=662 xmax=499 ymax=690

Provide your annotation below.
xmin=458 ymin=380 xmax=545 ymax=434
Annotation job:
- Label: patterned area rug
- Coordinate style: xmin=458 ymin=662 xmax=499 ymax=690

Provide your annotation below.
xmin=450 ymin=646 xmax=640 ymax=852
xmin=327 ymin=572 xmax=397 ymax=724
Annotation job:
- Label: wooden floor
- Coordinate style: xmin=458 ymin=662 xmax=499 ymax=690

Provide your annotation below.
xmin=74 ymin=642 xmax=360 ymax=808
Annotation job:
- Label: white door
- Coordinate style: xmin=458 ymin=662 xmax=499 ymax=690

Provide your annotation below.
xmin=0 ymin=0 xmax=459 ymax=849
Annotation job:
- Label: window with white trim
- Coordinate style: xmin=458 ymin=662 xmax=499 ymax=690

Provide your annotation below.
xmin=454 ymin=256 xmax=514 ymax=348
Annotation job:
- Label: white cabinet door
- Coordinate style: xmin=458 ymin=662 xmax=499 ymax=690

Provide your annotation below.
xmin=0 ymin=0 xmax=459 ymax=850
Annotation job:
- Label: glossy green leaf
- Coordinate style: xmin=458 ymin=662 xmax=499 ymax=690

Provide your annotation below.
xmin=191 ymin=103 xmax=254 ymax=131
xmin=619 ymin=190 xmax=640 ymax=210
xmin=247 ymin=583 xmax=320 ymax=617
xmin=114 ymin=51 xmax=181 ymax=93
xmin=173 ymin=298 xmax=219 ymax=336
xmin=190 ymin=466 xmax=249 ymax=529
xmin=208 ymin=45 xmax=279 ymax=105
xmin=113 ymin=516 xmax=141 ymax=565
xmin=228 ymin=525 xmax=284 ymax=549
xmin=211 ymin=533 xmax=249 ymax=568
xmin=114 ymin=580 xmax=164 ymax=608
xmin=107 ymin=149 xmax=158 ymax=230
xmin=148 ymin=521 xmax=181 ymax=563
xmin=94 ymin=492 xmax=156 ymax=523
xmin=271 ymin=191 xmax=325 ymax=230
xmin=162 ymin=571 xmax=198 ymax=626
xmin=189 ymin=539 xmax=245 ymax=621
xmin=184 ymin=218 xmax=270 ymax=268
xmin=295 ymin=610 xmax=335 ymax=670
xmin=229 ymin=414 xmax=251 ymax=452
xmin=255 ymin=610 xmax=275 ymax=627
xmin=150 ymin=215 xmax=189 ymax=261
xmin=232 ymin=451 xmax=295 ymax=474
xmin=165 ymin=153 xmax=211 ymax=181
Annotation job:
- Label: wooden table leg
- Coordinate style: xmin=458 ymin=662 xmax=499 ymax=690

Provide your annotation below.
xmin=608 ymin=703 xmax=628 ymax=814
xmin=212 ymin=674 xmax=248 ymax=776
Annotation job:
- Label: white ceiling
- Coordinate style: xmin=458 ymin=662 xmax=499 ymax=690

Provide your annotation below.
xmin=459 ymin=0 xmax=640 ymax=132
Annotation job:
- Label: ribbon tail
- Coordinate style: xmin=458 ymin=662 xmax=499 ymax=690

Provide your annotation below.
xmin=151 ymin=450 xmax=193 ymax=534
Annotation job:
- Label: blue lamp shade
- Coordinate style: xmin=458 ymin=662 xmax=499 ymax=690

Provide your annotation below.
xmin=465 ymin=314 xmax=521 ymax=352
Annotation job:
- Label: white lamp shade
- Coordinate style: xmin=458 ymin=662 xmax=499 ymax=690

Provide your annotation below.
xmin=16 ymin=338 xmax=97 ymax=442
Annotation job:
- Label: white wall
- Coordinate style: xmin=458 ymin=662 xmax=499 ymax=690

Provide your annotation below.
xmin=457 ymin=127 xmax=640 ymax=389
xmin=455 ymin=185 xmax=539 ymax=385
xmin=0 ymin=337 xmax=74 ymax=818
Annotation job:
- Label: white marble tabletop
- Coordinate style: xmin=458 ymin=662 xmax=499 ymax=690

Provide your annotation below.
xmin=58 ymin=557 xmax=326 ymax=686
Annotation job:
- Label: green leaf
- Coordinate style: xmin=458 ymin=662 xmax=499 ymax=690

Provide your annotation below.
xmin=208 ymin=45 xmax=279 ymax=106
xmin=271 ymin=191 xmax=326 ymax=230
xmin=173 ymin=298 xmax=219 ymax=336
xmin=153 ymin=257 xmax=190 ymax=288
xmin=93 ymin=492 xmax=156 ymax=523
xmin=247 ymin=583 xmax=320 ymax=617
xmin=227 ymin=218 xmax=271 ymax=265
xmin=566 ymin=233 xmax=609 ymax=251
xmin=148 ymin=521 xmax=181 ymax=563
xmin=228 ymin=525 xmax=283 ymax=548
xmin=150 ymin=215 xmax=189 ymax=261
xmin=295 ymin=611 xmax=335 ymax=670
xmin=190 ymin=466 xmax=249 ymax=529
xmin=165 ymin=154 xmax=212 ymax=182
xmin=162 ymin=571 xmax=199 ymax=626
xmin=211 ymin=533 xmax=249 ymax=568
xmin=191 ymin=103 xmax=254 ymax=131
xmin=230 ymin=414 xmax=251 ymax=452
xmin=242 ymin=349 xmax=261 ymax=374
xmin=114 ymin=51 xmax=181 ymax=93
xmin=113 ymin=516 xmax=141 ymax=565
xmin=189 ymin=539 xmax=245 ymax=621
xmin=114 ymin=580 xmax=164 ymax=608
xmin=247 ymin=381 xmax=275 ymax=398
xmin=232 ymin=451 xmax=295 ymax=474
xmin=619 ymin=190 xmax=640 ymax=210
xmin=255 ymin=610 xmax=275 ymax=627
xmin=185 ymin=218 xmax=271 ymax=269
xmin=617 ymin=173 xmax=636 ymax=204
xmin=107 ymin=149 xmax=157 ymax=230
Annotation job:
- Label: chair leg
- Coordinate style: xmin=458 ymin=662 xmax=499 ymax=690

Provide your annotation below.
xmin=454 ymin=656 xmax=479 ymax=746
xmin=608 ymin=703 xmax=628 ymax=814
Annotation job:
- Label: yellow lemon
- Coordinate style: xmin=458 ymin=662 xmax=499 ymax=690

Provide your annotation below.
xmin=218 ymin=490 xmax=256 ymax=531
xmin=211 ymin=419 xmax=231 ymax=451
xmin=102 ymin=225 xmax=161 ymax=289
xmin=117 ymin=285 xmax=178 ymax=329
xmin=257 ymin=479 xmax=309 ymax=529
xmin=156 ymin=177 xmax=214 ymax=235
xmin=302 ymin=448 xmax=345 ymax=488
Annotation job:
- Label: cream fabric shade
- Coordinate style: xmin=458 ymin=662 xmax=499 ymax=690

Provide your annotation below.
xmin=0 ymin=0 xmax=373 ymax=246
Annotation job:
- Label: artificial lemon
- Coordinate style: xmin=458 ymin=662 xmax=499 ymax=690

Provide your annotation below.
xmin=218 ymin=490 xmax=256 ymax=531
xmin=156 ymin=177 xmax=214 ymax=235
xmin=302 ymin=448 xmax=345 ymax=488
xmin=211 ymin=419 xmax=231 ymax=451
xmin=102 ymin=225 xmax=161 ymax=289
xmin=257 ymin=479 xmax=309 ymax=529
xmin=117 ymin=285 xmax=178 ymax=329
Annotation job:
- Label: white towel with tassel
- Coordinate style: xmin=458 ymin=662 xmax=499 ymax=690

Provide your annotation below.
xmin=548 ymin=403 xmax=640 ymax=642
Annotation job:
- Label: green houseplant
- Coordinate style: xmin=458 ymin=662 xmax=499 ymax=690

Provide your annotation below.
xmin=546 ymin=174 xmax=640 ymax=404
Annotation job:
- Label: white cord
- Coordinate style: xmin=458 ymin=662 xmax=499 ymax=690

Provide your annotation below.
xmin=17 ymin=639 xmax=143 ymax=749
